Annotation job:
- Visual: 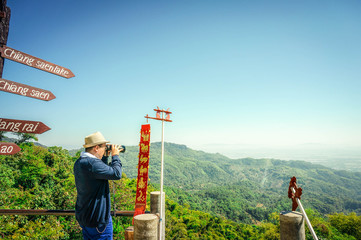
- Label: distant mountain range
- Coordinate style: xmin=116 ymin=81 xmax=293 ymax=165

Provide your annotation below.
xmin=118 ymin=142 xmax=361 ymax=223
xmin=204 ymin=143 xmax=361 ymax=172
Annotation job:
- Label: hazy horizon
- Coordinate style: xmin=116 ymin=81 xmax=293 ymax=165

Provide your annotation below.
xmin=43 ymin=137 xmax=361 ymax=172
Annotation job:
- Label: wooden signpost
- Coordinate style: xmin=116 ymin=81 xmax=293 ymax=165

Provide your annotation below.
xmin=0 ymin=0 xmax=11 ymax=78
xmin=0 ymin=78 xmax=56 ymax=101
xmin=0 ymin=142 xmax=20 ymax=155
xmin=0 ymin=118 xmax=51 ymax=134
xmin=0 ymin=1 xmax=74 ymax=156
xmin=0 ymin=46 xmax=75 ymax=79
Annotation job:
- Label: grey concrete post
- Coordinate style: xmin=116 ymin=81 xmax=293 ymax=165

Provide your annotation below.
xmin=150 ymin=191 xmax=165 ymax=240
xmin=134 ymin=214 xmax=158 ymax=240
xmin=280 ymin=211 xmax=305 ymax=240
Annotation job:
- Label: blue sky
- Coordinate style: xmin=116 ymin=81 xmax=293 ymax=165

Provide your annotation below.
xmin=2 ymin=0 xmax=361 ymax=161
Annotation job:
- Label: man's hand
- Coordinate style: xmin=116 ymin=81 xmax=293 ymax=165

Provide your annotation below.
xmin=111 ymin=144 xmax=121 ymax=156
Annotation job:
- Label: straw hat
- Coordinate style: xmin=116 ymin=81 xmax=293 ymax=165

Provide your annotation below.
xmin=83 ymin=131 xmax=109 ymax=148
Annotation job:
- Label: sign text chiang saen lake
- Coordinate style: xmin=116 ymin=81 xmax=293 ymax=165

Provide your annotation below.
xmin=0 ymin=46 xmax=75 ymax=78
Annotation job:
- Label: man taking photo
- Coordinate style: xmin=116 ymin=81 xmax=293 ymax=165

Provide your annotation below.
xmin=74 ymin=131 xmax=122 ymax=240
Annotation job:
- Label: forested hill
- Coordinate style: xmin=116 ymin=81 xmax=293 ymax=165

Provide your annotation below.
xmin=119 ymin=142 xmax=361 ymax=223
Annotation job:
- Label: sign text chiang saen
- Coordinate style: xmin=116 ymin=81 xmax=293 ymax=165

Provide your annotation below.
xmin=0 ymin=78 xmax=56 ymax=101
xmin=133 ymin=124 xmax=151 ymax=219
xmin=0 ymin=142 xmax=21 ymax=155
xmin=0 ymin=46 xmax=75 ymax=78
xmin=0 ymin=118 xmax=51 ymax=134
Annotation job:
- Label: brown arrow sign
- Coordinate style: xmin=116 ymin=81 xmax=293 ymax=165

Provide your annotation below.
xmin=0 ymin=78 xmax=56 ymax=101
xmin=0 ymin=118 xmax=51 ymax=134
xmin=0 ymin=46 xmax=75 ymax=79
xmin=0 ymin=142 xmax=21 ymax=155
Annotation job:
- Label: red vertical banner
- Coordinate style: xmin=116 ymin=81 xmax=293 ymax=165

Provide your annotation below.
xmin=133 ymin=124 xmax=151 ymax=220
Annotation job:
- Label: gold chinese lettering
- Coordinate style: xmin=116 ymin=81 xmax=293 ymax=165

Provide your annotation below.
xmin=142 ymin=132 xmax=150 ymax=142
xmin=139 ymin=165 xmax=148 ymax=176
xmin=137 ymin=177 xmax=146 ymax=189
xmin=140 ymin=155 xmax=148 ymax=163
xmin=140 ymin=143 xmax=149 ymax=153
xmin=137 ymin=190 xmax=145 ymax=202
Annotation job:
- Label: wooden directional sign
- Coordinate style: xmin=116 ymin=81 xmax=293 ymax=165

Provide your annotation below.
xmin=0 ymin=46 xmax=75 ymax=79
xmin=0 ymin=118 xmax=51 ymax=134
xmin=0 ymin=78 xmax=56 ymax=101
xmin=0 ymin=142 xmax=21 ymax=155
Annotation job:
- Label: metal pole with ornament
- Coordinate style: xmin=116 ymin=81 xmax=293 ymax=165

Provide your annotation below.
xmin=145 ymin=107 xmax=172 ymax=240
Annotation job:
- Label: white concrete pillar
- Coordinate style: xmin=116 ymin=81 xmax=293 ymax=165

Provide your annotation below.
xmin=134 ymin=214 xmax=158 ymax=240
xmin=280 ymin=211 xmax=305 ymax=240
xmin=150 ymin=191 xmax=165 ymax=240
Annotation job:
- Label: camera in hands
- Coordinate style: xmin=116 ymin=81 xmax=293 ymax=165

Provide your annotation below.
xmin=106 ymin=144 xmax=126 ymax=153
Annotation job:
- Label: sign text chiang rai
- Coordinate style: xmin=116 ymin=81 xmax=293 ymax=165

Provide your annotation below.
xmin=0 ymin=118 xmax=51 ymax=134
xmin=0 ymin=142 xmax=21 ymax=155
xmin=0 ymin=46 xmax=75 ymax=78
xmin=0 ymin=78 xmax=56 ymax=101
xmin=133 ymin=124 xmax=151 ymax=220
